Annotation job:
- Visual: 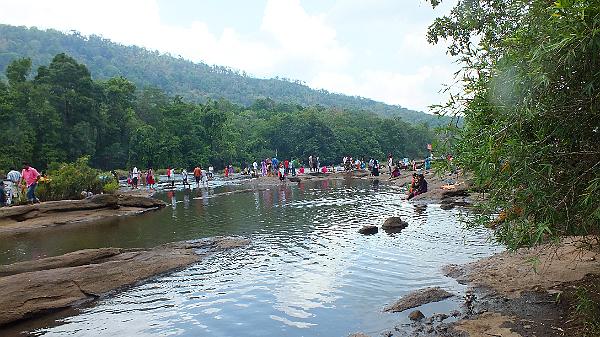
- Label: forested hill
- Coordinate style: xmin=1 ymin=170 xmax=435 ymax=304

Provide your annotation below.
xmin=0 ymin=24 xmax=444 ymax=126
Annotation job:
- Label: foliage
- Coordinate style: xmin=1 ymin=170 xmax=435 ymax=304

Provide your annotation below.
xmin=574 ymin=286 xmax=600 ymax=336
xmin=36 ymin=156 xmax=113 ymax=200
xmin=0 ymin=54 xmax=435 ymax=172
xmin=0 ymin=24 xmax=450 ymax=126
xmin=427 ymin=0 xmax=600 ymax=248
xmin=102 ymin=180 xmax=119 ymax=194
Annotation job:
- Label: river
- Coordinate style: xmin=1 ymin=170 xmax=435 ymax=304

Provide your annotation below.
xmin=0 ymin=178 xmax=502 ymax=336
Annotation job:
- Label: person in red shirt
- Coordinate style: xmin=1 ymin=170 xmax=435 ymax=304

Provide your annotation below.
xmin=20 ymin=162 xmax=41 ymax=204
xmin=193 ymin=166 xmax=202 ymax=188
xmin=284 ymin=160 xmax=290 ymax=175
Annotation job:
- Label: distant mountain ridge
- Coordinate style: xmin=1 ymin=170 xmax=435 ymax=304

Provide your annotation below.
xmin=0 ymin=24 xmax=446 ymax=125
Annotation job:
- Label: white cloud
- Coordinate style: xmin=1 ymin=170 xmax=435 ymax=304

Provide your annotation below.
xmin=310 ymin=65 xmax=455 ymax=112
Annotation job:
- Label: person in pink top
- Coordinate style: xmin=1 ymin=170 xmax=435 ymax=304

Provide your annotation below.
xmin=20 ymin=162 xmax=41 ymax=204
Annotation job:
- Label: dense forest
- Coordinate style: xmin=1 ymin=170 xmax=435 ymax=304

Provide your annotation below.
xmin=0 ymin=24 xmax=449 ymax=127
xmin=427 ymin=0 xmax=599 ymax=248
xmin=0 ymin=53 xmax=433 ymax=172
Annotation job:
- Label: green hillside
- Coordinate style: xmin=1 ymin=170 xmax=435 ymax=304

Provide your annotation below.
xmin=0 ymin=24 xmax=446 ymax=126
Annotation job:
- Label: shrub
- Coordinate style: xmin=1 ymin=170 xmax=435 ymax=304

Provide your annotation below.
xmin=37 ymin=156 xmax=116 ymax=200
xmin=102 ymin=180 xmax=120 ymax=194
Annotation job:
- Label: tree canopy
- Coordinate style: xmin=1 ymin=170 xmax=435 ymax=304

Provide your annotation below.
xmin=0 ymin=53 xmax=434 ymax=172
xmin=0 ymin=24 xmax=449 ymax=126
xmin=428 ymin=0 xmax=600 ymax=248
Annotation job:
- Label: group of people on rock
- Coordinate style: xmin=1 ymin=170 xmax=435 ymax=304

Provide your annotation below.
xmin=0 ymin=162 xmax=42 ymax=206
xmin=125 ymin=167 xmax=156 ymax=190
xmin=125 ymin=165 xmax=216 ymax=190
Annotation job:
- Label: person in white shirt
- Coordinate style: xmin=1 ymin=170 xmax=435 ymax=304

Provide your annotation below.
xmin=132 ymin=166 xmax=139 ymax=189
xmin=6 ymin=169 xmax=21 ymax=204
xmin=201 ymin=169 xmax=209 ymax=186
xmin=208 ymin=166 xmax=214 ymax=178
xmin=182 ymin=169 xmax=189 ymax=188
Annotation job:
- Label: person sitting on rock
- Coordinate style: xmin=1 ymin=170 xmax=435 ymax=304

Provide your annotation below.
xmin=407 ymin=174 xmax=427 ymax=200
xmin=391 ymin=166 xmax=401 ymax=178
xmin=408 ymin=173 xmax=418 ymax=193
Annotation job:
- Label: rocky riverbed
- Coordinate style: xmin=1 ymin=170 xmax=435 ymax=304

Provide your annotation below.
xmin=0 ymin=236 xmax=249 ymax=326
xmin=350 ymin=236 xmax=600 ymax=337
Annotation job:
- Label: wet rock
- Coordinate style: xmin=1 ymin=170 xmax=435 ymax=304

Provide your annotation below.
xmin=0 ymin=236 xmax=249 ymax=326
xmin=381 ymin=217 xmax=408 ymax=230
xmin=409 ymin=310 xmax=425 ymax=321
xmin=384 ymin=287 xmax=454 ymax=313
xmin=359 ymin=225 xmax=378 ymax=235
xmin=442 ymin=264 xmax=465 ymax=279
xmin=433 ymin=313 xmax=449 ymax=322
xmin=116 ymin=195 xmax=166 ymax=208
xmin=288 ymin=177 xmax=301 ymax=183
xmin=450 ymin=310 xmax=461 ymax=317
xmin=348 ymin=333 xmax=371 ymax=337
xmin=0 ymin=248 xmax=123 ymax=277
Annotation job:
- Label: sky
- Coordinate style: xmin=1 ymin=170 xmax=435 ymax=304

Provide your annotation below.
xmin=0 ymin=0 xmax=459 ymax=112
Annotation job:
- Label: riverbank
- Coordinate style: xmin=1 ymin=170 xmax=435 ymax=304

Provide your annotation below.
xmin=352 ymin=236 xmax=600 ymax=337
xmin=0 ymin=194 xmax=166 ymax=236
xmin=0 ymin=236 xmax=249 ymax=327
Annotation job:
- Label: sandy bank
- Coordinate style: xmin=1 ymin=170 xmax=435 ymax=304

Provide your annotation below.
xmin=0 ymin=194 xmax=166 ymax=235
xmin=0 ymin=236 xmax=249 ymax=326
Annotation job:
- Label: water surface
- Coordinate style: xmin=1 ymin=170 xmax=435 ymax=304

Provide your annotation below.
xmin=0 ymin=179 xmax=502 ymax=336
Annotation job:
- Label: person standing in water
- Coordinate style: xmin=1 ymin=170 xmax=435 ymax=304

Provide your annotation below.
xmin=182 ymin=168 xmax=189 ymax=189
xmin=193 ymin=166 xmax=202 ymax=188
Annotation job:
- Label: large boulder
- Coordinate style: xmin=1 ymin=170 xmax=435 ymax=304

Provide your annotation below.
xmin=384 ymin=287 xmax=454 ymax=313
xmin=382 ymin=217 xmax=408 ymax=230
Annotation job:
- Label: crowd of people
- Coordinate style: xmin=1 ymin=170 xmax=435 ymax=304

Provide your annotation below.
xmin=124 ymin=165 xmax=216 ymax=190
xmin=1 ymin=153 xmax=433 ymax=206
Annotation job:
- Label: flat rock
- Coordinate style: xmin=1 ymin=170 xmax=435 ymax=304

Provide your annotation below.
xmin=382 ymin=216 xmax=408 ymax=230
xmin=0 ymin=248 xmax=123 ymax=277
xmin=349 ymin=334 xmax=371 ymax=337
xmin=287 ymin=177 xmax=301 ymax=183
xmin=384 ymin=287 xmax=454 ymax=313
xmin=0 ymin=236 xmax=248 ymax=326
xmin=358 ymin=225 xmax=378 ymax=235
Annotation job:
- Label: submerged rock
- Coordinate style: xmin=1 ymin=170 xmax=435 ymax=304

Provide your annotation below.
xmin=381 ymin=217 xmax=408 ymax=230
xmin=409 ymin=310 xmax=425 ymax=321
xmin=358 ymin=225 xmax=378 ymax=235
xmin=384 ymin=287 xmax=454 ymax=313
xmin=288 ymin=177 xmax=301 ymax=183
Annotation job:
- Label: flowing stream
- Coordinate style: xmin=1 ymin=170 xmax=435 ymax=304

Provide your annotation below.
xmin=0 ymin=178 xmax=502 ymax=336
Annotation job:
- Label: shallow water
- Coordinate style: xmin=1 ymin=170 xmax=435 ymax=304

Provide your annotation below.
xmin=0 ymin=179 xmax=502 ymax=336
